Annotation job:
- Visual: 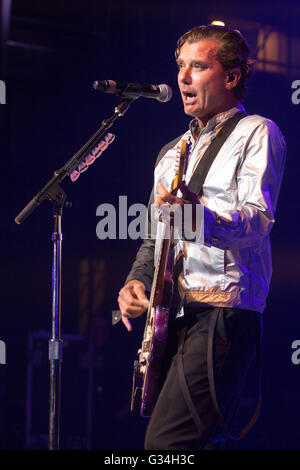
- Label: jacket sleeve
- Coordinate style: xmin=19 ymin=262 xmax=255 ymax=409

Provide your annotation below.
xmin=124 ymin=189 xmax=156 ymax=292
xmin=202 ymin=119 xmax=286 ymax=250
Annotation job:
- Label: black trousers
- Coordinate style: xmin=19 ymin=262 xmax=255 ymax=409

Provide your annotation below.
xmin=144 ymin=306 xmax=262 ymax=450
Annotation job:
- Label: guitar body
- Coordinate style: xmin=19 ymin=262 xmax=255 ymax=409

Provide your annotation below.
xmin=131 ymin=138 xmax=191 ymax=417
xmin=131 ymin=305 xmax=169 ymax=417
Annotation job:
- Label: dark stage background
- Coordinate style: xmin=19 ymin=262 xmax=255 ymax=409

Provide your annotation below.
xmin=0 ymin=0 xmax=299 ymax=450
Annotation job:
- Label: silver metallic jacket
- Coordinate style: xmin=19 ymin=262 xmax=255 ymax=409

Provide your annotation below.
xmin=152 ymin=105 xmax=286 ymax=314
xmin=126 ymin=105 xmax=286 ymax=314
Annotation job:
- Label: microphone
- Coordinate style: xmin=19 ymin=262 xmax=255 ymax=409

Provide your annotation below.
xmin=93 ymin=80 xmax=172 ymax=103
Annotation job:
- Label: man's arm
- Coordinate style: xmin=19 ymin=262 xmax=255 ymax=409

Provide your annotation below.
xmin=118 ymin=195 xmax=155 ymax=331
xmin=202 ymin=119 xmax=286 ymax=250
xmin=124 ymin=239 xmax=156 ymax=291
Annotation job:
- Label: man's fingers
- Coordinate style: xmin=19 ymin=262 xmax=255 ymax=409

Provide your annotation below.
xmin=155 ymin=183 xmax=183 ymax=210
xmin=123 ymin=281 xmax=148 ymax=306
xmin=157 ymin=182 xmax=169 ymax=196
xmin=154 ymin=196 xmax=167 ymax=205
xmin=118 ymin=300 xmax=134 ymax=332
xmin=157 ymin=182 xmax=199 ymax=206
xmin=119 ymin=286 xmax=145 ymax=308
xmin=117 ymin=280 xmax=148 ymax=332
xmin=118 ymin=295 xmax=145 ymax=316
xmin=133 ymin=284 xmax=149 ymax=306
xmin=121 ymin=315 xmax=132 ymax=332
xmin=157 ymin=182 xmax=178 ymax=204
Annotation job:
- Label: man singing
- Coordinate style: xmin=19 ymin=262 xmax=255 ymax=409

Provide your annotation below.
xmin=118 ymin=24 xmax=286 ymax=450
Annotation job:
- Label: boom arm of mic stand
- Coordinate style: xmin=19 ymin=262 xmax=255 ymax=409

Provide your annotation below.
xmin=14 ymin=97 xmax=136 ymax=225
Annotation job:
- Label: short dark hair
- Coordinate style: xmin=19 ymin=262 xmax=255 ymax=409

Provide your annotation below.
xmin=175 ymin=24 xmax=255 ymax=100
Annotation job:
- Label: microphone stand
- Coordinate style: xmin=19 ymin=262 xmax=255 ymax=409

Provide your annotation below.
xmin=15 ymin=96 xmax=136 ymax=450
xmin=49 ymin=186 xmax=65 ymax=450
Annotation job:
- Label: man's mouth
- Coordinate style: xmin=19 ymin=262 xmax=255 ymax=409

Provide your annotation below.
xmin=182 ymin=91 xmax=197 ymax=103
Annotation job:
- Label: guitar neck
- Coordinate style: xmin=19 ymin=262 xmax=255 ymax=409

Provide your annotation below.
xmin=143 ymin=136 xmax=191 ymax=337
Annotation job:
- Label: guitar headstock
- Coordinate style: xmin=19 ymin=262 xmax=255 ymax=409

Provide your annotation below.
xmin=171 ymin=137 xmax=192 ymax=195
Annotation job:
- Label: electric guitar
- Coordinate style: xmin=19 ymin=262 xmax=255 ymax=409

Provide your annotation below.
xmin=131 ymin=137 xmax=191 ymax=417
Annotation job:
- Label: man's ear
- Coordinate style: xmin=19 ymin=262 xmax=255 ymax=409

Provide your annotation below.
xmin=225 ymin=67 xmax=241 ymax=89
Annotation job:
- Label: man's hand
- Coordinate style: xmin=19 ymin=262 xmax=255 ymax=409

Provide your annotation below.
xmin=154 ymin=181 xmax=201 ymax=232
xmin=118 ymin=280 xmax=149 ymax=332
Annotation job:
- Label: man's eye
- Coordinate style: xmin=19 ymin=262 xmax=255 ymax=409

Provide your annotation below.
xmin=193 ymin=63 xmax=206 ymax=70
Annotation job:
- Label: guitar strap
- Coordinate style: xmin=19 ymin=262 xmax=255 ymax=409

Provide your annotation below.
xmin=174 ymin=111 xmax=263 ymax=443
xmin=187 ymin=110 xmax=246 ymax=195
xmin=170 ymin=111 xmax=247 ymax=317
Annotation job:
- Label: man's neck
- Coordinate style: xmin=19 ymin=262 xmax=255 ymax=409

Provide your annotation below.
xmin=196 ymin=100 xmax=240 ymax=128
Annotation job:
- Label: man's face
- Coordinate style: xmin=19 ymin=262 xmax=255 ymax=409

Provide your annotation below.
xmin=177 ymin=39 xmax=233 ymax=122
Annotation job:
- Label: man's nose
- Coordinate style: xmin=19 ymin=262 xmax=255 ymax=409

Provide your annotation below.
xmin=178 ymin=66 xmax=191 ymax=84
